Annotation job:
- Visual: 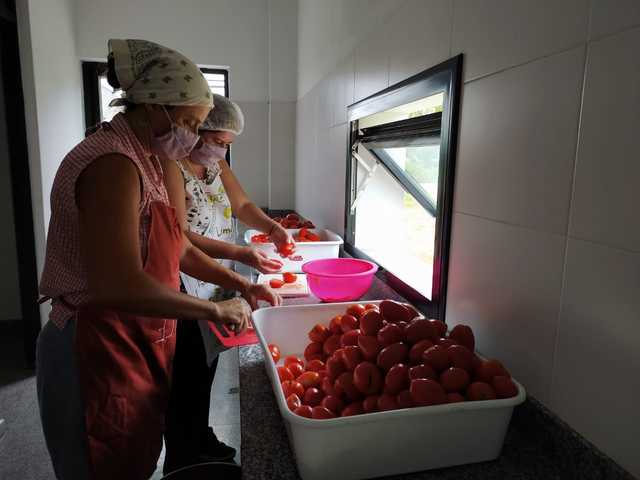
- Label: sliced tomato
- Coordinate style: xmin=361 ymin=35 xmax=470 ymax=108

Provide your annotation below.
xmin=283 ymin=272 xmax=297 ymax=283
xmin=269 ymin=278 xmax=285 ymax=289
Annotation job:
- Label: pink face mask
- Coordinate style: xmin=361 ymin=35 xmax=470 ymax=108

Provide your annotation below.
xmin=149 ymin=106 xmax=200 ymax=160
xmin=190 ymin=141 xmax=228 ymax=168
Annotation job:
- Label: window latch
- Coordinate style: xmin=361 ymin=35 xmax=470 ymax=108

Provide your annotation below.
xmin=350 ymin=151 xmax=378 ymax=213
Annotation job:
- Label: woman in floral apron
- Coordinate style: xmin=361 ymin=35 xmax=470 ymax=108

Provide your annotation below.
xmin=163 ymin=95 xmax=293 ymax=472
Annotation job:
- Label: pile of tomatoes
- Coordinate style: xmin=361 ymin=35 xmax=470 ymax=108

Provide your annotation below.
xmin=273 ymin=213 xmax=315 ymax=230
xmin=267 ymin=300 xmax=518 ymax=420
xmin=295 ymin=227 xmax=321 ymax=242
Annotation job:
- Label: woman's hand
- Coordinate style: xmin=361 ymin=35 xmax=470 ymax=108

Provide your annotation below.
xmin=237 ymin=246 xmax=283 ymax=273
xmin=269 ymin=223 xmax=295 ymax=252
xmin=241 ymin=283 xmax=282 ymax=310
xmin=211 ymin=297 xmax=252 ymax=333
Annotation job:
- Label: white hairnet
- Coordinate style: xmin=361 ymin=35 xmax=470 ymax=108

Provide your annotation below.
xmin=200 ymin=94 xmax=244 ymax=135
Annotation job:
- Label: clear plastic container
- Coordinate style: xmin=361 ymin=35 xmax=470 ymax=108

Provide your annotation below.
xmin=252 ymin=301 xmax=527 ymax=480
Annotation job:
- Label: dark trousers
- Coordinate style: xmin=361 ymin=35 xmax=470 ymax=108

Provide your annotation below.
xmin=164 ymin=318 xmax=218 ymax=470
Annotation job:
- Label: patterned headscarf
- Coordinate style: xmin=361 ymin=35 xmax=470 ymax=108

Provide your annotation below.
xmin=108 ymin=39 xmax=213 ymax=108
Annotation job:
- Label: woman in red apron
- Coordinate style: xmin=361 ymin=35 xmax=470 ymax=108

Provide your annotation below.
xmin=36 ymin=39 xmax=260 ymax=480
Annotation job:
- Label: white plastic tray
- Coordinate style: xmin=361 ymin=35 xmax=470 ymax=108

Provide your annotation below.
xmin=252 ymin=301 xmax=526 ymax=480
xmin=244 ymin=228 xmax=343 ymax=273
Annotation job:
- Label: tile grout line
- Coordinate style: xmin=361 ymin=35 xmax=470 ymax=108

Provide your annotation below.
xmin=548 ymin=27 xmax=592 ymax=407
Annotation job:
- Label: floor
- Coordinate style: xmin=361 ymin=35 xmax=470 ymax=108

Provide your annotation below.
xmin=0 ymin=325 xmax=241 ymax=480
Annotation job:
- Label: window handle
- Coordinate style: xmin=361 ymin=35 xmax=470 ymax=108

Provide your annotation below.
xmin=350 ymin=152 xmax=378 ymax=213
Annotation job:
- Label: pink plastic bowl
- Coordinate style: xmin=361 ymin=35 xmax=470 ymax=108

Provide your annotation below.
xmin=302 ymin=258 xmax=378 ymax=302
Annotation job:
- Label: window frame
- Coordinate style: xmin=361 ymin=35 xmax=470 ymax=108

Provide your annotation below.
xmin=344 ymin=55 xmax=463 ymax=320
xmin=81 ymin=62 xmax=231 ymax=163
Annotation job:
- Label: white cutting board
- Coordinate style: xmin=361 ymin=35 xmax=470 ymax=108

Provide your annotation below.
xmin=257 ymin=273 xmax=309 ymax=297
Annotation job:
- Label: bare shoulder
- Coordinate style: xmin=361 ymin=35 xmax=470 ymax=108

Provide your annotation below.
xmin=76 ymin=153 xmax=141 ymax=209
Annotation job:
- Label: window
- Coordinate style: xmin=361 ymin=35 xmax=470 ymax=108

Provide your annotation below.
xmin=81 ymin=62 xmax=229 ymax=126
xmin=345 ymin=56 xmax=463 ymax=319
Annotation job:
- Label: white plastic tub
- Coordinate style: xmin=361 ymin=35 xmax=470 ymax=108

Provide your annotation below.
xmin=252 ymin=301 xmax=526 ymax=480
xmin=244 ymin=228 xmax=343 ymax=273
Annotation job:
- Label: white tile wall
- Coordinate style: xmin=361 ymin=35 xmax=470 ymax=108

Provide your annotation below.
xmin=569 ymin=27 xmax=640 ymax=253
xmin=590 ymin=0 xmax=640 ymax=40
xmin=446 ymin=213 xmax=566 ymax=403
xmin=451 ymin=0 xmax=590 ymax=81
xmin=294 ymin=88 xmax=317 ymax=216
xmin=331 ymin=54 xmax=355 ymax=126
xmin=269 ymin=101 xmax=296 ymax=209
xmin=387 ymin=0 xmax=452 ymax=85
xmin=551 ymin=238 xmax=640 ymax=475
xmin=232 ymin=101 xmax=269 ymax=207
xmin=354 ymin=30 xmax=390 ymax=102
xmin=454 ymin=47 xmax=585 ymax=234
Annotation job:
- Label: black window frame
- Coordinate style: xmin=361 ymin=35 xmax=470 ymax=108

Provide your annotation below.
xmin=81 ymin=62 xmax=232 ymax=164
xmin=344 ymin=55 xmax=463 ymax=320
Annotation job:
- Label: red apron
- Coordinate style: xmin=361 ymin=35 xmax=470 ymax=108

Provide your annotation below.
xmin=75 ymin=201 xmax=183 ymax=480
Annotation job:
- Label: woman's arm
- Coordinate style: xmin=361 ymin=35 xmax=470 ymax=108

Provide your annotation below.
xmin=218 ymin=160 xmax=293 ymax=249
xmin=76 ymin=154 xmax=247 ymax=325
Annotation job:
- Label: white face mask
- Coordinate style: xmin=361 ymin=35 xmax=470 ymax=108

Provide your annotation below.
xmin=190 ymin=141 xmax=227 ymax=167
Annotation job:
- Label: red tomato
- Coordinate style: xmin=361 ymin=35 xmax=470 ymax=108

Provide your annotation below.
xmin=377 ymin=393 xmax=400 ymax=412
xmin=335 ymin=371 xmax=362 ymax=401
xmin=397 ymin=390 xmax=414 ymax=409
xmin=422 ymin=345 xmax=450 ymax=371
xmin=298 ymin=371 xmax=321 ymax=389
xmin=341 ymin=401 xmax=364 ymax=417
xmin=353 ymin=361 xmax=383 ymax=395
xmin=329 ymin=315 xmax=343 ymax=334
xmin=475 ymin=359 xmax=509 ymax=383
xmin=440 ymin=367 xmax=471 ymax=392
xmin=360 ymin=309 xmax=384 ymax=336
xmin=376 ymin=342 xmax=409 ymax=371
xmin=269 ymin=278 xmax=285 ymax=288
xmin=323 ymin=335 xmax=342 ymax=356
xmin=311 ymin=406 xmax=336 ymax=419
xmin=447 ymin=392 xmax=466 ymax=403
xmin=436 ymin=337 xmax=457 ymax=348
xmin=364 ymin=303 xmax=379 ymax=311
xmin=326 ymin=356 xmax=346 ymax=382
xmin=410 ymin=378 xmax=447 ymax=406
xmin=281 ymin=380 xmax=304 ymax=398
xmin=384 ymin=364 xmax=409 ymax=395
xmin=268 ymin=344 xmax=281 ymax=363
xmin=340 ymin=329 xmax=361 ymax=347
xmin=358 ymin=334 xmax=382 ymax=360
xmin=285 ymin=213 xmax=300 ymax=222
xmin=303 ymin=387 xmax=324 ymax=407
xmin=278 ymin=242 xmax=295 ymax=256
xmin=340 ymin=314 xmax=359 ymax=333
xmin=450 ymin=324 xmax=475 ymax=351
xmin=346 ymin=304 xmax=366 ymax=319
xmin=408 ymin=363 xmax=437 ymax=381
xmin=321 ymin=395 xmax=344 ymax=414
xmin=306 ymin=359 xmax=325 ymax=372
xmin=447 ymin=345 xmax=474 ymax=372
xmin=404 ymin=319 xmax=438 ymax=345
xmin=466 ymin=382 xmax=497 ymax=401
xmin=277 ymin=366 xmax=294 ymax=382
xmin=363 ymin=395 xmax=380 ymax=413
xmin=380 ymin=300 xmax=415 ymax=323
xmin=283 ymin=272 xmax=297 ymax=284
xmin=321 ymin=377 xmax=339 ymax=397
xmin=317 ymin=370 xmax=327 ymax=382
xmin=428 ymin=319 xmax=447 ymax=337
xmin=294 ymin=405 xmax=313 ymax=418
xmin=284 ymin=356 xmax=304 ymax=368
xmin=492 ymin=376 xmax=518 ymax=398
xmin=287 ymin=393 xmax=302 ymax=411
xmin=377 ymin=324 xmax=404 ymax=347
xmin=308 ymin=324 xmax=331 ymax=343
xmin=288 ymin=362 xmax=304 ymax=379
xmin=409 ymin=339 xmax=435 ymax=364
xmin=340 ymin=345 xmax=363 ymax=371
xmin=304 ymin=342 xmax=324 ymax=362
